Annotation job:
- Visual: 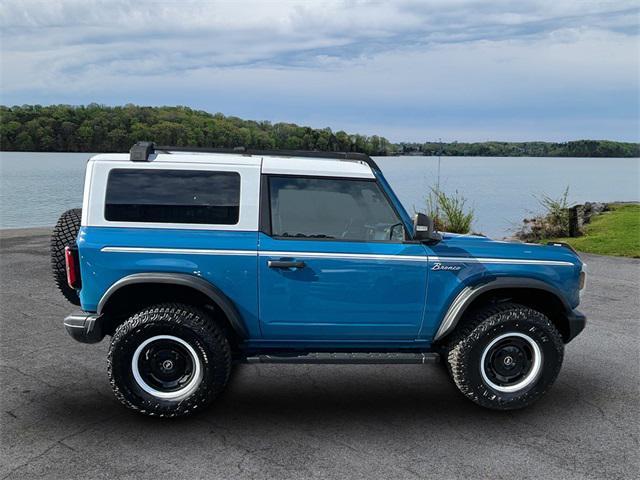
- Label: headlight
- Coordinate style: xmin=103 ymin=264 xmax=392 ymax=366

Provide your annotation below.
xmin=579 ymin=263 xmax=587 ymax=298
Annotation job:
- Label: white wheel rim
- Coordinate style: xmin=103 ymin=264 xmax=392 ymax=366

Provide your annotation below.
xmin=480 ymin=332 xmax=543 ymax=393
xmin=131 ymin=335 xmax=203 ymax=400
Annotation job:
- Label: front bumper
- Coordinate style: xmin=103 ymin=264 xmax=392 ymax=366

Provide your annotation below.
xmin=64 ymin=312 xmax=105 ymax=344
xmin=565 ymin=309 xmax=587 ymax=343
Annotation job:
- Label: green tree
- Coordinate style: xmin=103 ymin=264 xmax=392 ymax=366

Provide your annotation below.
xmin=1 ymin=104 xmax=638 ymax=157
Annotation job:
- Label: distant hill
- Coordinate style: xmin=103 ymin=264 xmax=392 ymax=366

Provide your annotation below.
xmin=1 ymin=104 xmax=638 ymax=157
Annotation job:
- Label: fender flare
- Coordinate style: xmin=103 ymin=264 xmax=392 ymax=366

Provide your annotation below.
xmin=97 ymin=272 xmax=248 ymax=338
xmin=433 ymin=276 xmax=571 ymax=342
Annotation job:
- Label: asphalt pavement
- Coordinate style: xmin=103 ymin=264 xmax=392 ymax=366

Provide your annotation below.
xmin=1 ymin=228 xmax=638 ymax=479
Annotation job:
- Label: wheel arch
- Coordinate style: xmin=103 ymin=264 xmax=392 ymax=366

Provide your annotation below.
xmin=97 ymin=273 xmax=248 ymax=340
xmin=434 ymin=277 xmax=574 ymax=343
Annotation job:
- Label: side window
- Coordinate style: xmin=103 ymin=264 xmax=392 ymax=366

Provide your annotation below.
xmin=105 ymin=169 xmax=240 ymax=224
xmin=268 ymin=176 xmax=405 ymax=242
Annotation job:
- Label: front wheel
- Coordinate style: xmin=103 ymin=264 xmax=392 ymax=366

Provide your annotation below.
xmin=446 ymin=303 xmax=564 ymax=410
xmin=107 ymin=303 xmax=231 ymax=417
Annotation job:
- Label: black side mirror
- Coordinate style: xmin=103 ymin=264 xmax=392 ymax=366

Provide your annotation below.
xmin=413 ymin=213 xmax=442 ymax=243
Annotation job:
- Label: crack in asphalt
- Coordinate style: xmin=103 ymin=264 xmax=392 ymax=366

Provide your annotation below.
xmin=0 ymin=364 xmax=58 ymax=389
xmin=559 ymin=381 xmax=640 ymax=446
xmin=203 ymin=403 xmax=428 ymax=480
xmin=1 ymin=415 xmax=119 ymax=480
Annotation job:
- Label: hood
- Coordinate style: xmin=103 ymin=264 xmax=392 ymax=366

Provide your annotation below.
xmin=431 ymin=232 xmax=583 ymax=266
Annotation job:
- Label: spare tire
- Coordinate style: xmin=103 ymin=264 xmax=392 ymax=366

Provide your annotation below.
xmin=51 ymin=208 xmax=82 ymax=306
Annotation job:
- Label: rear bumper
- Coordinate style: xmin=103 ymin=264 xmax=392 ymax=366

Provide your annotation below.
xmin=565 ymin=309 xmax=587 ymax=343
xmin=64 ymin=312 xmax=105 ymax=344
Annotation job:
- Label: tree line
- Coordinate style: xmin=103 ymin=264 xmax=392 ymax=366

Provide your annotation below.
xmin=1 ymin=104 xmax=638 ymax=157
xmin=397 ymin=140 xmax=640 ymax=158
xmin=0 ymin=104 xmax=392 ymax=155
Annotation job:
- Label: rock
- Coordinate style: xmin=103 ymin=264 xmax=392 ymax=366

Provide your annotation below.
xmin=515 ymin=201 xmax=611 ymax=241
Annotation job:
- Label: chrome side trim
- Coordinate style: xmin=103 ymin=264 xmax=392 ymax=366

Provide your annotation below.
xmin=100 ymin=248 xmax=573 ymax=267
xmin=430 ymin=256 xmax=574 ymax=267
xmin=259 ymin=251 xmax=429 ymax=262
xmin=434 ymin=286 xmax=474 ymax=341
xmin=101 ymin=247 xmax=429 ymax=262
xmin=101 ymin=247 xmax=257 ymax=256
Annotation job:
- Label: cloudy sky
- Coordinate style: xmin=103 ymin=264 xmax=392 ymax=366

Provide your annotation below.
xmin=1 ymin=0 xmax=638 ymax=142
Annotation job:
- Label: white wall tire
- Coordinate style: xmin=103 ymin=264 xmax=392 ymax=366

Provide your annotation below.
xmin=107 ymin=303 xmax=231 ymax=417
xmin=131 ymin=335 xmax=204 ymax=401
xmin=480 ymin=332 xmax=543 ymax=393
xmin=446 ymin=303 xmax=564 ymax=410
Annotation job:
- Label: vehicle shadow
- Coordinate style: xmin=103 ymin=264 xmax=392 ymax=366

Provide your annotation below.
xmin=35 ymin=358 xmax=598 ymax=436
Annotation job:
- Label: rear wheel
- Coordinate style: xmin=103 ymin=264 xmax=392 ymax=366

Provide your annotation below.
xmin=50 ymin=208 xmax=82 ymax=305
xmin=446 ymin=303 xmax=564 ymax=410
xmin=107 ymin=303 xmax=231 ymax=417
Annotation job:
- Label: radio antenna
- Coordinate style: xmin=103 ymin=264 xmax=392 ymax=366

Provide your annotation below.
xmin=437 ymin=137 xmax=442 ymax=192
xmin=432 ymin=138 xmax=443 ymax=232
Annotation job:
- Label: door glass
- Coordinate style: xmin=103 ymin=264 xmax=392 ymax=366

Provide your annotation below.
xmin=269 ymin=176 xmax=404 ymax=242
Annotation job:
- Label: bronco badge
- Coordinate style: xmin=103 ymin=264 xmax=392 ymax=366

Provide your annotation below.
xmin=431 ymin=262 xmax=462 ymax=271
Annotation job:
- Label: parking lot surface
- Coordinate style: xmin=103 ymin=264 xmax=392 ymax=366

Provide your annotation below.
xmin=1 ymin=228 xmax=638 ymax=479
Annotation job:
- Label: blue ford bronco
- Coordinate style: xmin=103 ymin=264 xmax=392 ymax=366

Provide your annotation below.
xmin=51 ymin=142 xmax=587 ymax=417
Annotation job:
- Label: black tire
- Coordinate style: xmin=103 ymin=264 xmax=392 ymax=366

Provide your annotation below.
xmin=446 ymin=302 xmax=564 ymax=410
xmin=107 ymin=303 xmax=231 ymax=418
xmin=50 ymin=208 xmax=82 ymax=305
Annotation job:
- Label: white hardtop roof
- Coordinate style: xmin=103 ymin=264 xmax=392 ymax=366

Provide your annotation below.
xmin=88 ymin=151 xmax=375 ymax=178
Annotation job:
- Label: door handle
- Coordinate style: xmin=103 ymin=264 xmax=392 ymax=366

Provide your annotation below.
xmin=268 ymin=260 xmax=306 ymax=269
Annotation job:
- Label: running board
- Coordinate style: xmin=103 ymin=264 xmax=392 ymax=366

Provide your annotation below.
xmin=245 ymin=352 xmax=440 ymax=365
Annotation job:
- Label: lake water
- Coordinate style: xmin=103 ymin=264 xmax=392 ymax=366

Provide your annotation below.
xmin=1 ymin=152 xmax=638 ymax=238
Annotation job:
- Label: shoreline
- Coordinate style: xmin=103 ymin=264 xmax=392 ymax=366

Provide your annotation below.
xmin=2 ymin=151 xmax=640 ymax=159
xmin=0 ymin=226 xmax=52 ymax=239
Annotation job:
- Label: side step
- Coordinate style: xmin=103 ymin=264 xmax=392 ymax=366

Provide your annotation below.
xmin=245 ymin=352 xmax=440 ymax=365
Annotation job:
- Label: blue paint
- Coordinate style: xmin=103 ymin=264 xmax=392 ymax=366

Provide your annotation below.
xmin=77 ymin=226 xmax=261 ymax=338
xmin=421 ymin=233 xmax=583 ymax=340
xmin=257 ymin=233 xmax=429 ymax=340
xmin=76 ymin=171 xmax=584 ymax=351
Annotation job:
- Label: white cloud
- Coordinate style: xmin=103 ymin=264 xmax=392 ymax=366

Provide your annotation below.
xmin=0 ymin=0 xmax=638 ymax=141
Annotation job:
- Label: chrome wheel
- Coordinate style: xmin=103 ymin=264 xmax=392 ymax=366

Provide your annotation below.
xmin=131 ymin=335 xmax=203 ymax=400
xmin=480 ymin=332 xmax=543 ymax=393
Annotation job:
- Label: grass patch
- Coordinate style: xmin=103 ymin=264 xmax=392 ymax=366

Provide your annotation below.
xmin=548 ymin=204 xmax=640 ymax=258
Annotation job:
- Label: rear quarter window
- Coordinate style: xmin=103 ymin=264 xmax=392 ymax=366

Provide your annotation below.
xmin=105 ymin=168 xmax=240 ymax=225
